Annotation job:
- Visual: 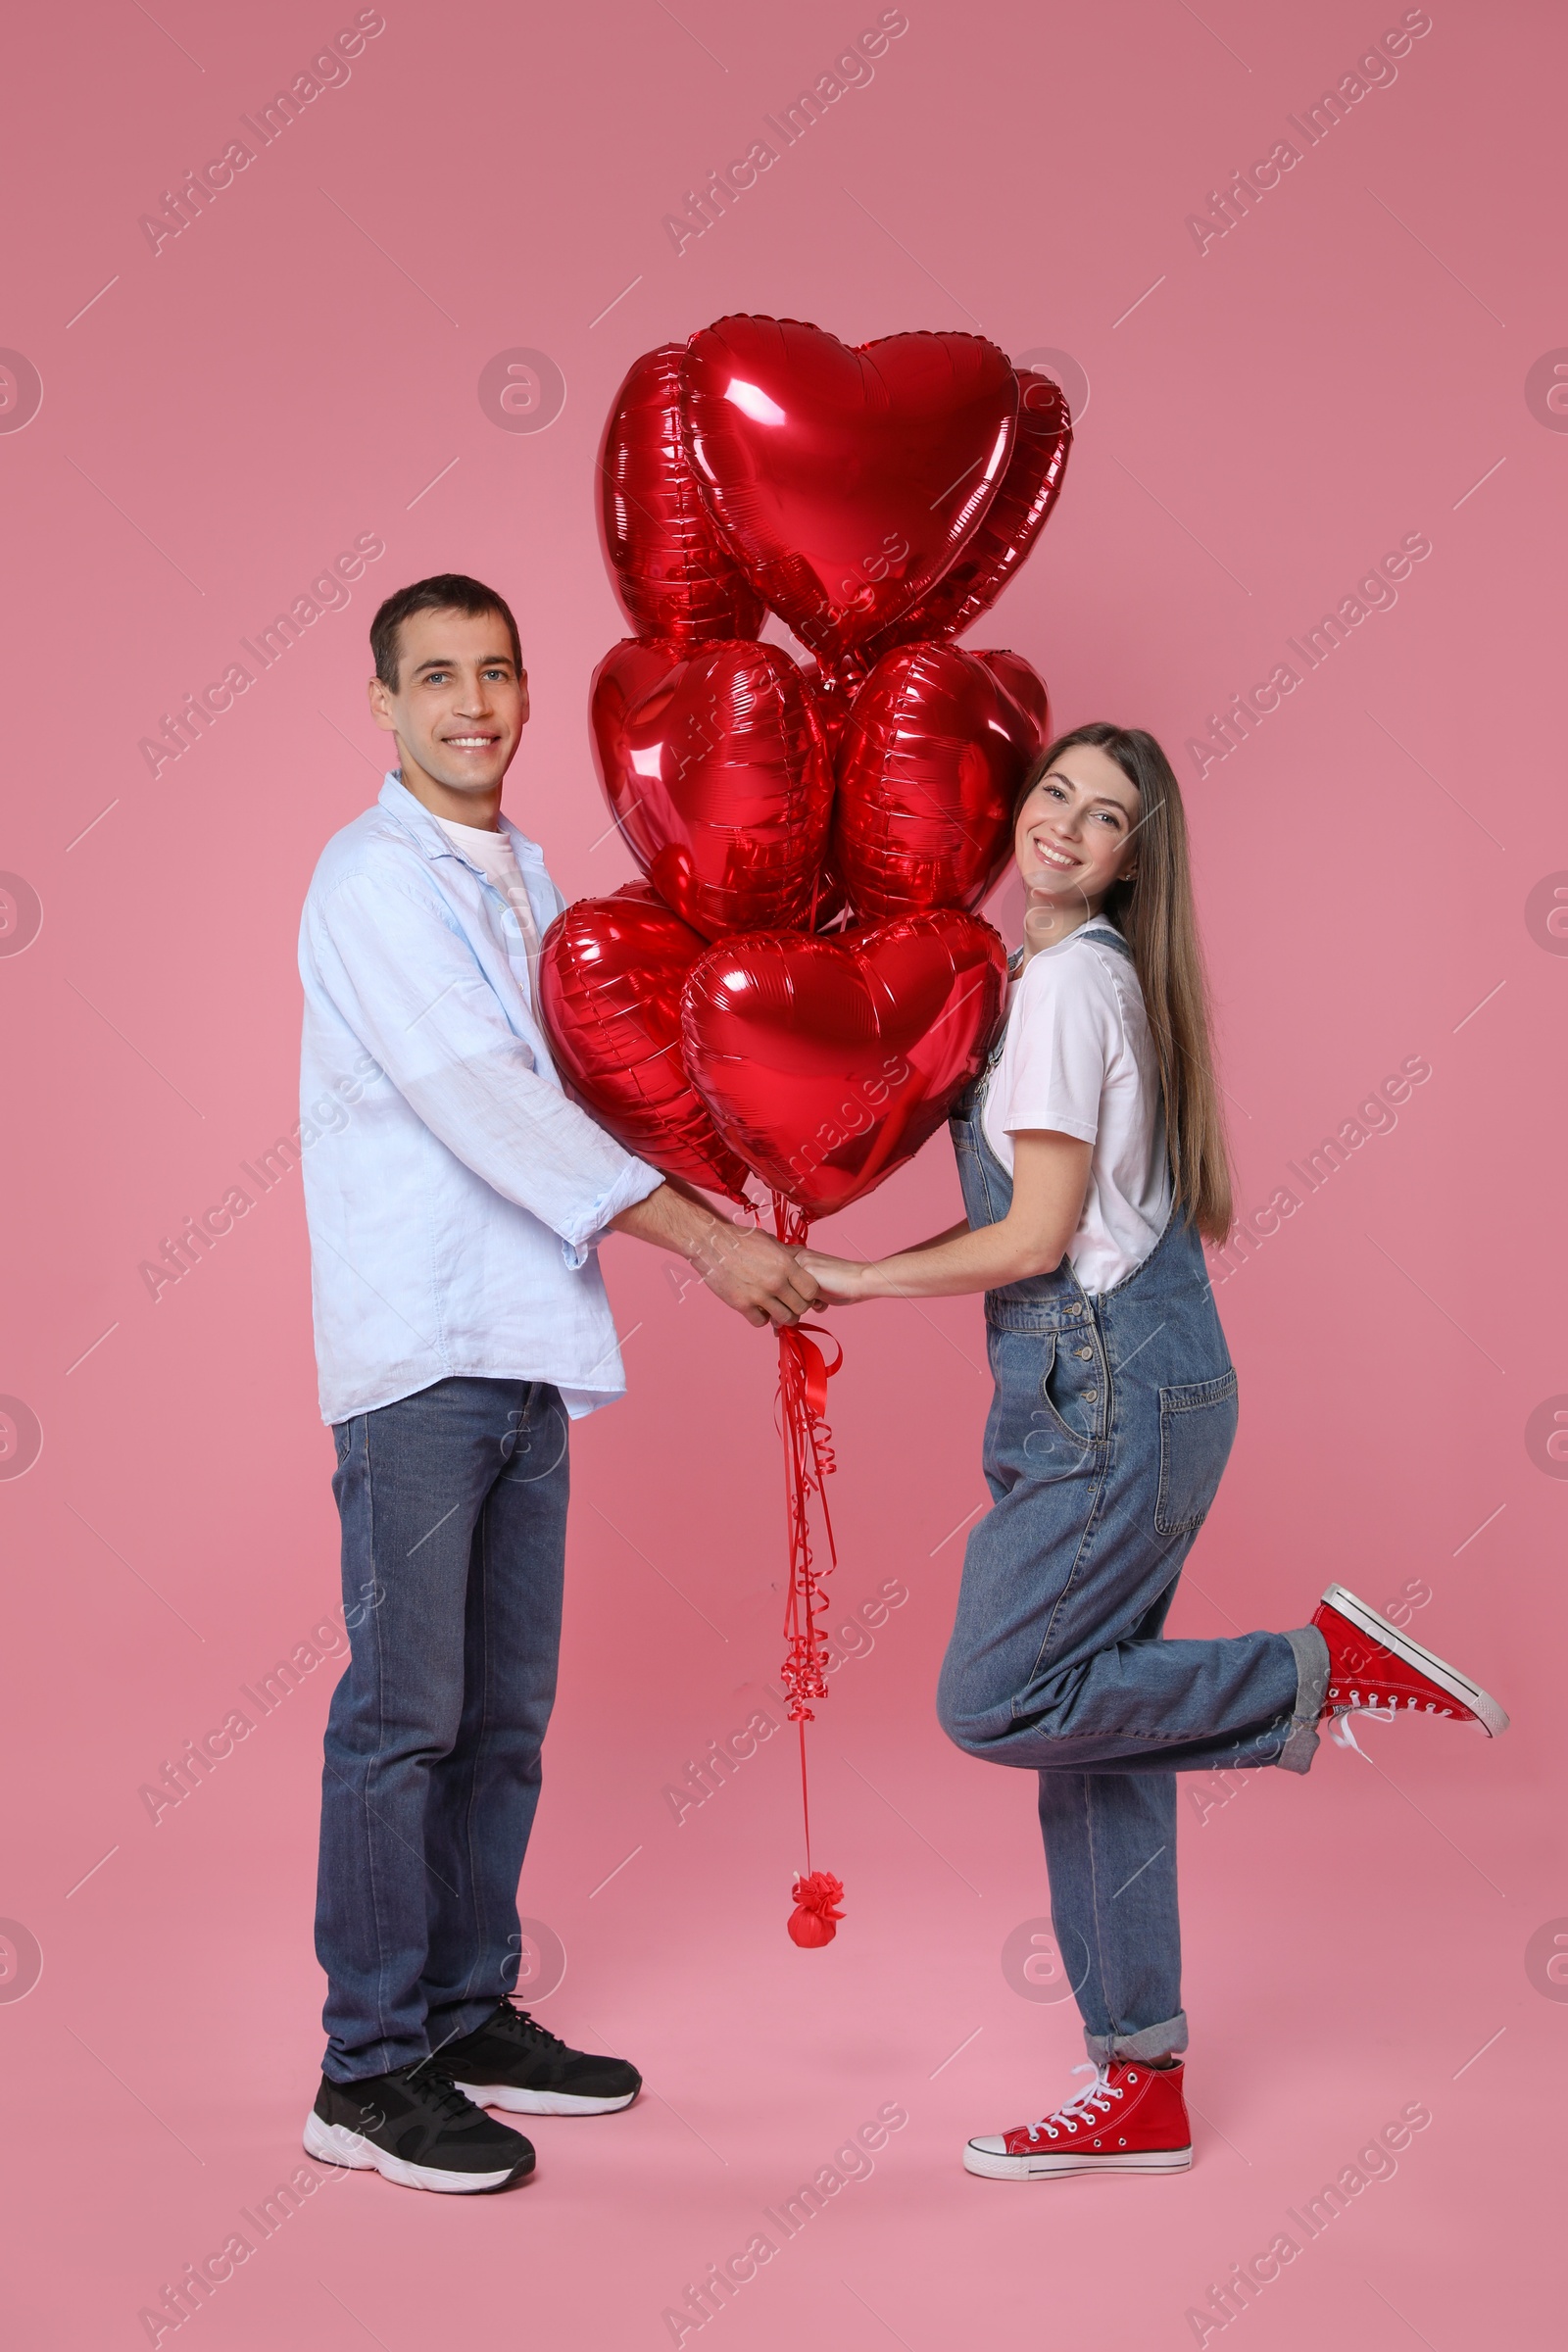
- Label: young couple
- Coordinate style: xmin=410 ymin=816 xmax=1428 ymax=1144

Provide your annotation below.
xmin=297 ymin=572 xmax=1506 ymax=2198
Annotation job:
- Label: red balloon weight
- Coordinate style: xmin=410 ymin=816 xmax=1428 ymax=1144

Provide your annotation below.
xmin=590 ymin=637 xmax=834 ymax=940
xmin=598 ymin=345 xmax=765 ymax=643
xmin=787 ymin=1871 xmax=845 ymax=1947
xmin=680 ymin=316 xmax=1019 ymax=662
xmin=831 ymin=643 xmax=1049 ymax=921
xmin=681 ymin=910 xmax=1006 ymax=1216
xmin=538 ymin=885 xmax=753 ymax=1203
xmin=858 ymin=370 xmax=1072 ymax=659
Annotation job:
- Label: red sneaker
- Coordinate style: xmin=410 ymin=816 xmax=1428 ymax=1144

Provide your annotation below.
xmin=1313 ymin=1585 xmax=1508 ymax=1737
xmin=963 ymin=2061 xmax=1192 ymax=2180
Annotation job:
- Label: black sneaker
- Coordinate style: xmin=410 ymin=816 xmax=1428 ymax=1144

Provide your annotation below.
xmin=438 ymin=1998 xmax=642 ymax=2115
xmin=303 ymin=2062 xmax=535 ymax=2193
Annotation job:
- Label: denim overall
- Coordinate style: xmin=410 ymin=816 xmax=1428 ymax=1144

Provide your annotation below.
xmin=937 ymin=925 xmax=1324 ymax=2062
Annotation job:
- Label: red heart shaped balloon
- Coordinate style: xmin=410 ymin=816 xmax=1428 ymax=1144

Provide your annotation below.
xmin=681 ymin=911 xmax=1007 ymax=1215
xmin=831 ymin=644 xmax=1049 ymax=922
xmin=680 ymin=316 xmax=1019 ymax=662
xmin=858 ymin=370 xmax=1072 ymax=660
xmin=590 ymin=637 xmax=834 ymax=940
xmin=973 ymin=647 xmax=1052 ymax=739
xmin=598 ymin=345 xmax=765 ymax=643
xmin=538 ymin=883 xmax=753 ymax=1202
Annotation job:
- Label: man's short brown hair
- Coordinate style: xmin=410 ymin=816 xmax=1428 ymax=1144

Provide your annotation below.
xmin=369 ymin=573 xmax=522 ymax=689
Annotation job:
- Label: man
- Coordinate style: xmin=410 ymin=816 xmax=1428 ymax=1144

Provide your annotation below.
xmin=297 ymin=573 xmax=814 ymax=2194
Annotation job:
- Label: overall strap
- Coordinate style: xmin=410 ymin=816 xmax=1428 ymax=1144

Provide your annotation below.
xmin=1079 ymin=919 xmax=1134 ymax=964
xmin=976 ymin=922 xmax=1132 ymax=1095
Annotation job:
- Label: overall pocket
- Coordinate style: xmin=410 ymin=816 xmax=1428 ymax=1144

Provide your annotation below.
xmin=1027 ymin=1329 xmax=1098 ymax=1456
xmin=1153 ymin=1369 xmax=1238 ymax=1534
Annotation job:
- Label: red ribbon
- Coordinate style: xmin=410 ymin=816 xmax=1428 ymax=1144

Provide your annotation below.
xmin=770 ymin=1195 xmax=845 ymax=1904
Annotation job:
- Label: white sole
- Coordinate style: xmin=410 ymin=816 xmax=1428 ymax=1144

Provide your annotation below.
xmin=1320 ymin=1584 xmax=1509 ymax=1737
xmin=302 ymin=2108 xmax=526 ymax=2193
xmin=963 ymin=2141 xmax=1192 ymax=2180
xmin=451 ymin=2079 xmax=636 ymax=2115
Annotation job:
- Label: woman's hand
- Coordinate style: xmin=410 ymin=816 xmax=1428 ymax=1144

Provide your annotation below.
xmin=798 ymin=1250 xmax=871 ymax=1304
xmin=799 ymin=1136 xmax=1088 ymax=1301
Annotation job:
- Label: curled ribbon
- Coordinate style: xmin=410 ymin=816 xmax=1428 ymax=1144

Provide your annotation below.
xmin=775 ymin=1315 xmax=842 ymax=1725
xmin=770 ymin=1195 xmax=846 ymax=1925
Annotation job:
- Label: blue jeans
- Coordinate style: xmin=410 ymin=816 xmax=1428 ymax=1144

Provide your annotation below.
xmin=316 ymin=1377 xmax=569 ymax=2082
xmin=939 ymin=1074 xmax=1327 ymax=2062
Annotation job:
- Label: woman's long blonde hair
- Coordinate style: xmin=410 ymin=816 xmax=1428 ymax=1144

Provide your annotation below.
xmin=1017 ymin=723 xmax=1233 ymax=1241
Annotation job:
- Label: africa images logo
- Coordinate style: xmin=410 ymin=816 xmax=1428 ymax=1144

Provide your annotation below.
xmin=137 ymin=13 xmax=387 ymax=256
xmin=662 ymin=11 xmax=909 ymax=254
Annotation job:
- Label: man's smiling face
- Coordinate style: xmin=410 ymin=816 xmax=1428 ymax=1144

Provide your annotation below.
xmin=368 ymin=605 xmax=528 ymax=809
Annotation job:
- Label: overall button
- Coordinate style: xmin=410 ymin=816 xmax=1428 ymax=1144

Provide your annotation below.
xmin=1083 ymin=1390 xmax=1099 ymax=1405
xmin=1075 ymin=1346 xmax=1094 ymax=1360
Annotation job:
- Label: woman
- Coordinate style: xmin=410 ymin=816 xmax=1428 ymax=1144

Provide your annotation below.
xmin=803 ymin=723 xmax=1506 ymax=2181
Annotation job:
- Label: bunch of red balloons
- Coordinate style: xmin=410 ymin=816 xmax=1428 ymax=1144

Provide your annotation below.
xmin=539 ymin=313 xmax=1073 ymax=1222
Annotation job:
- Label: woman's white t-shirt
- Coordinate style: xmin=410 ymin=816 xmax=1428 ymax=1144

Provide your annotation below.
xmin=980 ymin=918 xmax=1172 ymax=1295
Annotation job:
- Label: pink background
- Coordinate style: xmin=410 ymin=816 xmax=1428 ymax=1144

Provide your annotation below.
xmin=1 ymin=1 xmax=1562 ymax=2344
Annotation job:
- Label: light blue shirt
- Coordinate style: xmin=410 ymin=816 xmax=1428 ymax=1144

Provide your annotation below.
xmin=298 ymin=773 xmax=662 ymax=1425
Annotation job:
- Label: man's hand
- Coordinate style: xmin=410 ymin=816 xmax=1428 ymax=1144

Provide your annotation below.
xmin=695 ymin=1221 xmax=819 ymax=1327
xmin=609 ymin=1182 xmax=818 ymax=1327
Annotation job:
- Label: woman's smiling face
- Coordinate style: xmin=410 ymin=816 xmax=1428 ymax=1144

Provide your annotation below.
xmin=1013 ymin=742 xmax=1142 ymax=915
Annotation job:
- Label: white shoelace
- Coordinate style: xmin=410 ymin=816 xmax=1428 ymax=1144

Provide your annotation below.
xmin=1020 ymin=2063 xmax=1123 ymax=2143
xmin=1330 ymin=1701 xmax=1398 ymax=1753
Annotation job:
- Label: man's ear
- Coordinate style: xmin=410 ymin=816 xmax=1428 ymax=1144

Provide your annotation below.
xmin=368 ymin=672 xmax=398 ymax=732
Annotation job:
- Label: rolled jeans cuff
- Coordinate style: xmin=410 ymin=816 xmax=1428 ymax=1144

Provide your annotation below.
xmin=1085 ymin=2011 xmax=1189 ymax=2065
xmin=1277 ymin=1624 xmax=1331 ymax=1776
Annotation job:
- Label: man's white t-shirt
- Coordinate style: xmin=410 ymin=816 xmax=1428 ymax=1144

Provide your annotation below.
xmin=436 ymin=815 xmax=543 ymax=1002
xmin=980 ymin=917 xmax=1173 ymax=1295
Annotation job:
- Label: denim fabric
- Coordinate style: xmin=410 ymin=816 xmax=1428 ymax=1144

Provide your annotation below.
xmin=316 ymin=1376 xmax=568 ymax=2081
xmin=938 ymin=989 xmax=1322 ymax=2060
